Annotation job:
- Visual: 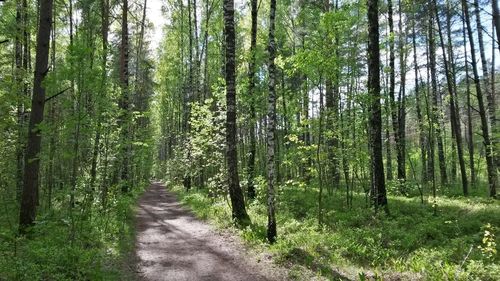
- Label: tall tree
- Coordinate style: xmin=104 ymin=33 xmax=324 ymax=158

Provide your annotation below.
xmin=119 ymin=0 xmax=131 ymax=193
xmin=462 ymin=15 xmax=475 ymax=185
xmin=266 ymin=0 xmax=277 ymax=243
xmin=246 ymin=0 xmax=258 ymax=199
xmin=19 ymin=0 xmax=54 ymax=231
xmin=461 ymin=0 xmax=497 ymax=197
xmin=434 ymin=0 xmax=468 ymax=195
xmin=473 ymin=0 xmax=496 ymax=166
xmin=387 ymin=0 xmax=396 ymax=182
xmin=428 ymin=0 xmax=447 ymax=186
xmin=367 ymin=0 xmax=388 ymax=211
xmin=396 ymin=0 xmax=407 ymax=185
xmin=223 ymin=0 xmax=250 ymax=224
xmin=493 ymin=0 xmax=500 ymax=52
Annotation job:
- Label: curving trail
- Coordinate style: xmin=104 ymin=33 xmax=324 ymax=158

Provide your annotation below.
xmin=135 ymin=182 xmax=285 ymax=281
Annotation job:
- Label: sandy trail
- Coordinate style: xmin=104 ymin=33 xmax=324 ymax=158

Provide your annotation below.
xmin=135 ymin=182 xmax=285 ymax=281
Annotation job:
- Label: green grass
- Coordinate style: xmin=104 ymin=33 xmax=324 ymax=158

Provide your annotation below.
xmin=169 ymin=182 xmax=500 ymax=280
xmin=0 ymin=183 xmax=146 ymax=281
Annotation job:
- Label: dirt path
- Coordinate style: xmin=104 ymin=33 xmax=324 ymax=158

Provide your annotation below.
xmin=135 ymin=182 xmax=286 ymax=281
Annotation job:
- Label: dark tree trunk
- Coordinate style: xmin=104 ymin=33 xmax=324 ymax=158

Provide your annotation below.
xmin=412 ymin=14 xmax=427 ymax=183
xmin=223 ymin=0 xmax=250 ymax=225
xmin=367 ymin=0 xmax=388 ymax=211
xmin=461 ymin=0 xmax=497 ymax=197
xmin=19 ymin=0 xmax=53 ymax=232
xmin=266 ymin=0 xmax=277 ymax=243
xmin=246 ymin=0 xmax=258 ymax=200
xmin=396 ymin=0 xmax=406 ymax=185
xmin=323 ymin=0 xmax=340 ymax=190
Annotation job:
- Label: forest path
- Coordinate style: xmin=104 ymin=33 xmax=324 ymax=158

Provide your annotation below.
xmin=134 ymin=182 xmax=285 ymax=281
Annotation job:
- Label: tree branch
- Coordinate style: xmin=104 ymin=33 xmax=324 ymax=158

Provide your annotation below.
xmin=45 ymin=87 xmax=71 ymax=102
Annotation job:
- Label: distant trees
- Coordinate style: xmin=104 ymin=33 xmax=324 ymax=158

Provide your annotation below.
xmin=151 ymin=0 xmax=498 ymax=238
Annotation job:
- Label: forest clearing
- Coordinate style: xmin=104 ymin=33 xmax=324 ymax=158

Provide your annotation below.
xmin=0 ymin=0 xmax=499 ymax=279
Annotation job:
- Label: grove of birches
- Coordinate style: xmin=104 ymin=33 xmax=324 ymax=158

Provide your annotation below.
xmin=0 ymin=0 xmax=499 ymax=279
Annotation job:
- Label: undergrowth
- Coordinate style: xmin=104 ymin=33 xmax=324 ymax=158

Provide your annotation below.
xmin=169 ymin=180 xmax=500 ymax=280
xmin=0 ymin=183 xmax=146 ymax=281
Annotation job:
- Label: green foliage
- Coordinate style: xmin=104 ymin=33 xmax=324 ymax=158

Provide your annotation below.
xmin=170 ymin=183 xmax=500 ymax=280
xmin=0 ymin=183 xmax=145 ymax=280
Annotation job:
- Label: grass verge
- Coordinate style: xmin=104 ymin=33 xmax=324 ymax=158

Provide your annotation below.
xmin=168 ymin=181 xmax=500 ymax=281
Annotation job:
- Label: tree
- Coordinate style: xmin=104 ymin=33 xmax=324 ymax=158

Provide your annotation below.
xmin=493 ymin=0 xmax=500 ymax=53
xmin=461 ymin=0 xmax=497 ymax=197
xmin=367 ymin=0 xmax=387 ymax=211
xmin=19 ymin=0 xmax=54 ymax=231
xmin=266 ymin=0 xmax=278 ymax=244
xmin=387 ymin=0 xmax=396 ymax=182
xmin=396 ymin=0 xmax=407 ymax=186
xmin=428 ymin=0 xmax=447 ymax=186
xmin=246 ymin=0 xmax=258 ymax=200
xmin=119 ymin=0 xmax=131 ymax=193
xmin=223 ymin=0 xmax=250 ymax=225
xmin=433 ymin=0 xmax=467 ymax=195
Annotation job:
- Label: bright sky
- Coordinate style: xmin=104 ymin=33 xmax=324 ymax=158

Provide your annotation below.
xmin=147 ymin=0 xmax=167 ymax=52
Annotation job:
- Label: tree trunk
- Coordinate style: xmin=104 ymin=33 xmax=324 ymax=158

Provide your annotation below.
xmin=91 ymin=0 xmax=109 ymax=206
xmin=367 ymin=0 xmax=388 ymax=211
xmin=15 ymin=0 xmax=24 ymax=200
xmin=387 ymin=0 xmax=396 ymax=182
xmin=434 ymin=0 xmax=468 ymax=195
xmin=461 ymin=0 xmax=497 ymax=197
xmin=246 ymin=0 xmax=258 ymax=200
xmin=461 ymin=12 xmax=476 ymax=185
xmin=223 ymin=0 xmax=250 ymax=225
xmin=266 ymin=0 xmax=277 ymax=243
xmin=119 ymin=0 xmax=130 ymax=193
xmin=428 ymin=2 xmax=447 ymax=186
xmin=473 ymin=0 xmax=497 ymax=167
xmin=412 ymin=14 xmax=427 ymax=183
xmin=19 ymin=0 xmax=53 ymax=232
xmin=493 ymin=0 xmax=500 ymax=53
xmin=396 ymin=0 xmax=406 ymax=185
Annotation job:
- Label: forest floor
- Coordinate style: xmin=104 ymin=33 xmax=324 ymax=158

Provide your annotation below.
xmin=134 ymin=182 xmax=292 ymax=281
